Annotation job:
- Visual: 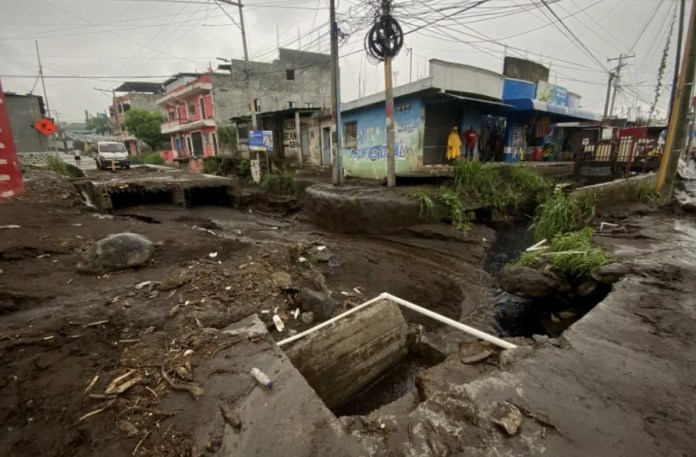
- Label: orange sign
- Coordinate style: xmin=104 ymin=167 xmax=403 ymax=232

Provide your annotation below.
xmin=34 ymin=117 xmax=57 ymax=136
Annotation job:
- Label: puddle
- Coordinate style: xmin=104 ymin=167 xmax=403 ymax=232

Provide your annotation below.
xmin=332 ymin=352 xmax=432 ymax=417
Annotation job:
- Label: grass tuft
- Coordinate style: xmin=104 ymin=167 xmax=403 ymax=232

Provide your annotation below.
xmin=260 ymin=173 xmax=295 ymax=195
xmin=530 ymin=191 xmax=596 ymax=242
xmin=46 ymin=157 xmax=70 ymax=176
xmin=410 ymin=189 xmax=436 ymax=218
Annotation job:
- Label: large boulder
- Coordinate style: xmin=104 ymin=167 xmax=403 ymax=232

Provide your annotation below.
xmin=297 ymin=287 xmax=339 ymax=320
xmin=592 ymin=263 xmax=631 ymax=284
xmin=78 ymin=233 xmax=154 ymax=273
xmin=500 ymin=266 xmax=560 ymax=299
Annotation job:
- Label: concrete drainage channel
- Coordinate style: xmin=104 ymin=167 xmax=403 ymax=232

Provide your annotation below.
xmin=278 ymin=293 xmax=514 ymax=417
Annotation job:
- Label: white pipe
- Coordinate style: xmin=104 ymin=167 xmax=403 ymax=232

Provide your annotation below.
xmin=381 ymin=293 xmax=517 ymax=350
xmin=277 ymin=294 xmax=387 ymax=347
xmin=277 ymin=292 xmax=516 ymax=350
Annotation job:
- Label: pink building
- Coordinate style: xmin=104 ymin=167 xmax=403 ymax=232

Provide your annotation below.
xmin=157 ymin=73 xmax=219 ymax=171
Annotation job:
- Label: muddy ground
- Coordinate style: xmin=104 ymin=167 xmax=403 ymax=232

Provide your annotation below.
xmin=0 ymin=170 xmax=497 ymax=456
xmin=3 ymin=169 xmax=695 ymax=457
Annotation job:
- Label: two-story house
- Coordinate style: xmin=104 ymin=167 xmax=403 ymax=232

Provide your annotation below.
xmin=109 ymin=81 xmax=163 ymax=155
xmin=157 ymin=48 xmax=332 ymax=172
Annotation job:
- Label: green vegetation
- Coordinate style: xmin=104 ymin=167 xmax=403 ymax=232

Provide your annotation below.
xmin=124 ymin=109 xmax=169 ymax=151
xmin=46 ymin=157 xmax=70 ymax=176
xmin=131 ymin=152 xmax=165 ymax=165
xmin=452 ymin=162 xmax=554 ymax=215
xmin=628 ymin=181 xmax=660 ymax=206
xmin=86 ymin=115 xmax=111 ymax=136
xmin=217 ymin=125 xmax=237 ymax=150
xmin=260 ymin=172 xmax=295 ymax=195
xmin=437 ymin=188 xmax=473 ymax=233
xmin=203 ymin=157 xmax=220 ymax=175
xmin=410 ymin=189 xmax=436 ymax=218
xmin=513 ymin=228 xmax=612 ymax=281
xmin=530 ymin=191 xmax=596 ymax=242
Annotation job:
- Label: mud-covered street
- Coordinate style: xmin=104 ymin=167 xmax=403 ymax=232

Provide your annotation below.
xmin=2 ymin=169 xmax=696 ymax=456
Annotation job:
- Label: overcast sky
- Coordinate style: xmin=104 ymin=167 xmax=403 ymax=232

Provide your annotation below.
xmin=0 ymin=0 xmax=691 ymax=123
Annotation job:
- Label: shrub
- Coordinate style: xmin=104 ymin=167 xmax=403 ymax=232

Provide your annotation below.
xmin=437 ymin=188 xmax=473 ymax=234
xmin=628 ymin=181 xmax=660 ymax=206
xmin=505 ymin=166 xmax=554 ymax=206
xmin=131 ymin=152 xmax=165 ymax=165
xmin=202 ymin=157 xmax=220 ymax=175
xmin=530 ymin=191 xmax=596 ymax=242
xmin=46 ymin=157 xmax=70 ymax=176
xmin=410 ymin=189 xmax=436 ymax=218
xmin=260 ymin=173 xmax=295 ymax=195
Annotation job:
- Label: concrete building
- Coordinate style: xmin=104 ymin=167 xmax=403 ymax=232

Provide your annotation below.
xmin=109 ymin=81 xmax=163 ymax=155
xmin=338 ymin=59 xmax=601 ymax=180
xmin=156 ymin=48 xmax=331 ymax=172
xmin=3 ymin=92 xmax=49 ymax=153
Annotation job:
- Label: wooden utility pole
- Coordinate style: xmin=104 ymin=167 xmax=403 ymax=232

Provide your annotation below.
xmin=657 ymin=0 xmax=696 ymax=201
xmin=330 ymin=0 xmax=340 ymax=185
xmin=383 ymin=0 xmax=396 ymax=187
xmin=669 ymin=0 xmax=687 ymax=119
xmin=604 ymin=54 xmax=634 ymax=120
xmin=35 ymin=41 xmax=51 ymax=118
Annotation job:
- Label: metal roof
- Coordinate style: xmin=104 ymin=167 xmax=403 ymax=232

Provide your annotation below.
xmin=113 ymin=82 xmax=163 ymax=94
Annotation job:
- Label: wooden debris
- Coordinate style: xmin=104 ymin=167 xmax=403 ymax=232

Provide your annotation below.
xmin=83 ymin=374 xmax=99 ymax=395
xmin=83 ymin=320 xmax=109 ymax=328
xmin=105 ymin=370 xmax=142 ymax=395
xmin=161 ymin=368 xmax=203 ymax=400
xmin=132 ymin=430 xmax=152 ymax=456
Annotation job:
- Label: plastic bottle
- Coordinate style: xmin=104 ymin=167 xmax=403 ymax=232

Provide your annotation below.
xmin=250 ymin=368 xmax=273 ymax=389
xmin=272 ymin=314 xmax=285 ymax=332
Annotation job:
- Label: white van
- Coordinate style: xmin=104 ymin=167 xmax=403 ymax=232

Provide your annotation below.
xmin=95 ymin=142 xmax=130 ymax=170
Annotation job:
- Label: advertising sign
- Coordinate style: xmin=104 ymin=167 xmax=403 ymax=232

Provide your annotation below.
xmin=248 ymin=130 xmax=273 ymax=152
xmin=0 ymin=79 xmax=25 ymax=200
xmin=536 ymin=81 xmax=568 ymax=107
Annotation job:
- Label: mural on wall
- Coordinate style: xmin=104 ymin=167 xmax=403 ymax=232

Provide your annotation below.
xmin=341 ymin=96 xmax=424 ymax=179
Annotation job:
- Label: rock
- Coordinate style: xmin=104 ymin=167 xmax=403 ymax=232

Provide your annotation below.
xmin=592 ymin=263 xmax=631 ymax=284
xmin=500 ymin=266 xmax=561 ymax=299
xmin=300 ymin=269 xmax=330 ymax=293
xmin=270 ymin=271 xmax=293 ymax=289
xmin=558 ymin=310 xmax=578 ymax=320
xmin=118 ymin=420 xmax=139 ymax=438
xmin=577 ymin=278 xmax=600 ymax=297
xmin=77 ymin=233 xmax=154 ymax=273
xmin=297 ymin=287 xmax=339 ymax=320
xmin=490 ymin=401 xmax=523 ymax=435
xmin=300 ymin=311 xmax=315 ymax=325
xmin=309 ymin=245 xmax=332 ymax=262
xmin=160 ymin=268 xmax=192 ymax=291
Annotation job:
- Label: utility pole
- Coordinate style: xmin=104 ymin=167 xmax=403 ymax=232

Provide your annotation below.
xmin=383 ymin=0 xmax=396 ymax=187
xmin=657 ymin=0 xmax=696 ymax=201
xmin=330 ymin=0 xmax=340 ymax=186
xmin=604 ymin=54 xmax=634 ymax=120
xmin=408 ymin=47 xmax=413 ymax=83
xmin=35 ymin=40 xmax=51 ymax=118
xmin=669 ymin=0 xmax=687 ymax=119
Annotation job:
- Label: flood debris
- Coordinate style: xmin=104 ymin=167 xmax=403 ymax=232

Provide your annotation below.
xmin=491 ymin=401 xmax=523 ymax=435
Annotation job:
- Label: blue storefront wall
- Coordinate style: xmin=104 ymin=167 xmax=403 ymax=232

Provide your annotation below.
xmin=341 ymin=95 xmax=424 ymax=180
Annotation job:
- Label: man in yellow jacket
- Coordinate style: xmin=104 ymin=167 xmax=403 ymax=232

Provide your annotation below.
xmin=447 ymin=127 xmax=462 ymax=161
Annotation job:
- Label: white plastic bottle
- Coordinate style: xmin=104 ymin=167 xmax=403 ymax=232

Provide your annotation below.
xmin=272 ymin=314 xmax=285 ymax=332
xmin=250 ymin=368 xmax=273 ymax=389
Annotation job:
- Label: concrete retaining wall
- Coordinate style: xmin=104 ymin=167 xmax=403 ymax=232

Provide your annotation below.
xmin=570 ymin=173 xmax=657 ymax=207
xmin=285 ymin=299 xmax=409 ymax=409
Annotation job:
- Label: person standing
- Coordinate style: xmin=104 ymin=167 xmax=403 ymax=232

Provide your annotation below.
xmin=462 ymin=125 xmax=478 ymax=160
xmin=447 ymin=127 xmax=462 ymax=162
xmin=73 ymin=149 xmax=82 ymax=166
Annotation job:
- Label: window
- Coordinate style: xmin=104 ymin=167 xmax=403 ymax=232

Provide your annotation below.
xmin=123 ymin=103 xmax=131 ymax=112
xmin=169 ymin=111 xmax=175 ymax=121
xmin=188 ymin=102 xmax=196 ymax=116
xmin=253 ymin=98 xmax=261 ymax=112
xmin=304 ymin=102 xmax=313 ymax=108
xmin=117 ymin=104 xmax=123 ymax=113
xmin=176 ymin=106 xmax=182 ymax=119
xmin=287 ymin=101 xmax=296 ymax=109
xmin=199 ymin=96 xmax=206 ymax=119
xmin=286 ymin=69 xmax=295 ymax=80
xmin=343 ymin=121 xmax=357 ymax=148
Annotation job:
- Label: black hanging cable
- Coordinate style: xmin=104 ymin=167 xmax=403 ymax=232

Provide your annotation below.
xmin=365 ymin=0 xmax=404 ymax=63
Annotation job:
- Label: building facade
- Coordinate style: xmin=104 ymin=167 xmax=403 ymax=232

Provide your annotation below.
xmin=3 ymin=92 xmax=48 ymax=154
xmin=109 ymin=82 xmax=163 ymax=155
xmin=156 ymin=49 xmax=332 ymax=172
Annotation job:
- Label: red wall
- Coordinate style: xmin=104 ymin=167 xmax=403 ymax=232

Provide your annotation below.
xmin=0 ymin=80 xmax=25 ymax=200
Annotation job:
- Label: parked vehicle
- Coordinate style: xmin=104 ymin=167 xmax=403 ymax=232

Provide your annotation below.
xmin=95 ymin=142 xmax=130 ymax=170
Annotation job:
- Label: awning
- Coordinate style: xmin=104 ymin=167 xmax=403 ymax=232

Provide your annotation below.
xmin=506 ymin=98 xmax=602 ymax=122
xmin=444 ymin=92 xmax=513 ymax=108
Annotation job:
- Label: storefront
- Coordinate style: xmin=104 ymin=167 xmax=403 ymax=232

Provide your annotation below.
xmin=502 ymin=79 xmax=601 ymax=162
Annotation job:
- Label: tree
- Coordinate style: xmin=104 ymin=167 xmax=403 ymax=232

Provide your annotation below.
xmin=124 ymin=109 xmax=168 ymax=151
xmin=86 ymin=115 xmax=111 ymax=135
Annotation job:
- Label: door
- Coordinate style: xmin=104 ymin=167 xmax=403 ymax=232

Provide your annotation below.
xmin=300 ymin=125 xmax=310 ymax=161
xmin=322 ymin=127 xmax=331 ymax=165
xmin=174 ymin=136 xmax=182 ymax=157
xmin=186 ymin=136 xmax=193 ymax=156
xmin=211 ymin=132 xmax=219 ymax=155
xmin=191 ymin=131 xmax=204 ymax=158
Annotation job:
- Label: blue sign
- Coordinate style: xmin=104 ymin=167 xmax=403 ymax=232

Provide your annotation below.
xmin=248 ymin=130 xmax=273 ymax=152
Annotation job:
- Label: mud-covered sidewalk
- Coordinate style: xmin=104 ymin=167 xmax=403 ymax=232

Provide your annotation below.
xmin=343 ymin=192 xmax=696 ymax=456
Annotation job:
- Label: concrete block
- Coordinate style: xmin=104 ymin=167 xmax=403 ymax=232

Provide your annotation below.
xmin=285 ymin=299 xmax=409 ymax=409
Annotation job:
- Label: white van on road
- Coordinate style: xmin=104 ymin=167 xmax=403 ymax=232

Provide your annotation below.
xmin=95 ymin=142 xmax=130 ymax=170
